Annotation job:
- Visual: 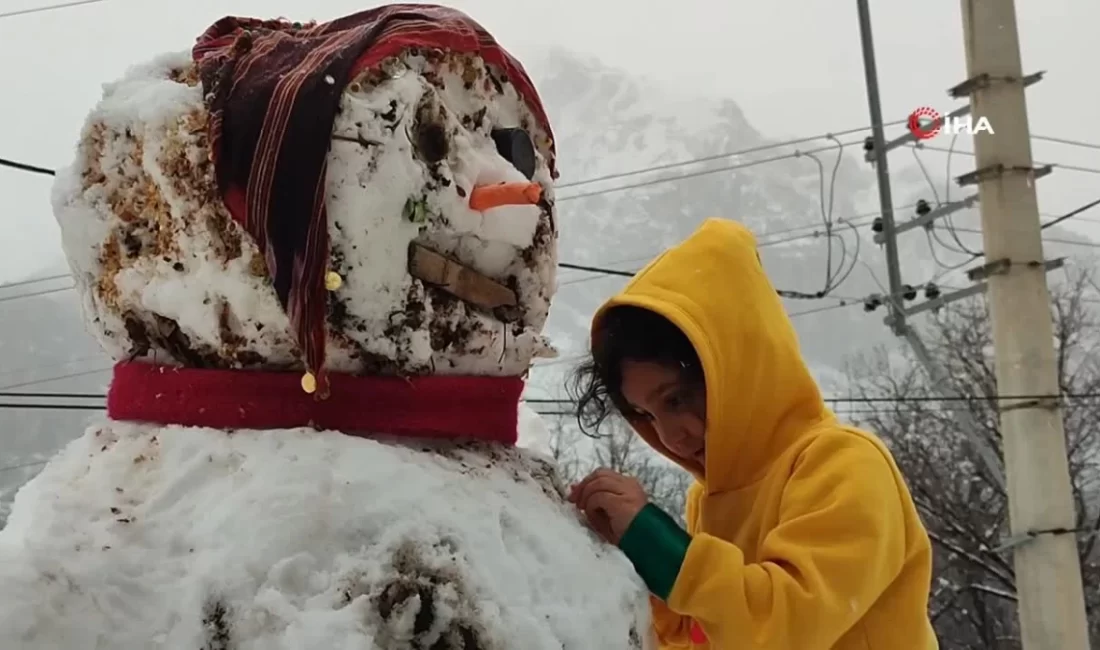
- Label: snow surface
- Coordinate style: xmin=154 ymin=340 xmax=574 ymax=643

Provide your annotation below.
xmin=52 ymin=49 xmax=559 ymax=377
xmin=0 ymin=420 xmax=653 ymax=649
xmin=517 ymin=402 xmax=554 ymax=457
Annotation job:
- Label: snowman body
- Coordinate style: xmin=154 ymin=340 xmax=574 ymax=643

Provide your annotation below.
xmin=0 ymin=418 xmax=650 ymax=649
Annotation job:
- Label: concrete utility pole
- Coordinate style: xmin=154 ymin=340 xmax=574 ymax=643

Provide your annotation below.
xmin=958 ymin=0 xmax=1091 ymax=647
xmin=854 ymin=0 xmax=904 ymax=335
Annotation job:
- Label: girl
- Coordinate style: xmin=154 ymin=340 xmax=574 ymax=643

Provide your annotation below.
xmin=566 ymin=218 xmax=938 ymax=649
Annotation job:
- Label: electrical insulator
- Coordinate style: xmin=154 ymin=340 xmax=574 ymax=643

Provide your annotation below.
xmin=915 ymin=199 xmax=931 ymax=217
xmin=924 ymin=283 xmax=941 ymax=300
xmin=863 ymin=137 xmax=874 ymax=153
xmin=863 ymin=296 xmax=882 ymax=312
xmin=871 ymin=217 xmax=884 ymax=233
xmin=902 ymin=284 xmax=918 ymax=301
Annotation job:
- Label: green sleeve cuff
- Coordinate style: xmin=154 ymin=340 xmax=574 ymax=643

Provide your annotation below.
xmin=617 ymin=503 xmax=691 ymax=600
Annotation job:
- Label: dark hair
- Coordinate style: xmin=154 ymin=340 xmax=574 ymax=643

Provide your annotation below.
xmin=567 ymin=305 xmax=703 ymax=436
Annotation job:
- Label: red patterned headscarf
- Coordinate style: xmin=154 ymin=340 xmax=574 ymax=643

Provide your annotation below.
xmin=192 ymin=4 xmax=555 ymax=394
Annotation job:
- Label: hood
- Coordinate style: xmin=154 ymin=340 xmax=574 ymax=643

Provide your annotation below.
xmin=592 ymin=218 xmax=830 ymax=493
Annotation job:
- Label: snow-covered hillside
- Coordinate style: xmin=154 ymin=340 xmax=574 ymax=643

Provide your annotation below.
xmin=521 ymin=48 xmax=882 ymax=395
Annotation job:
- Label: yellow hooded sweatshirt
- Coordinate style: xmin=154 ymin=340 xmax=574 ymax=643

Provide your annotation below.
xmin=594 ymin=218 xmax=938 ymax=650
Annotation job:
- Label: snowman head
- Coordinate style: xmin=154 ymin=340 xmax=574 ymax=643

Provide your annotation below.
xmin=54 ymin=6 xmax=559 ymax=381
xmin=318 ymin=44 xmax=559 ymax=379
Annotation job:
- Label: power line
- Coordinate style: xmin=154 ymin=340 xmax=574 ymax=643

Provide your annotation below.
xmin=4 ymin=133 xmax=865 ymax=307
xmin=557 ymin=138 xmax=867 ymax=202
xmin=530 ymin=405 xmax=1051 ymax=417
xmin=4 ymin=388 xmax=1095 ymax=475
xmin=911 ymin=148 xmax=1100 ymax=277
xmin=0 ymin=402 xmax=101 ymax=410
xmin=2 ymin=134 xmax=1087 ymax=305
xmin=1032 ymin=134 xmax=1100 ymax=151
xmin=556 ymin=122 xmax=904 ymax=191
xmin=557 ymin=262 xmax=632 ymax=277
xmin=0 ymin=134 xmax=947 ymax=310
xmin=555 ymin=196 xmax=1100 ymax=304
xmin=4 ymin=133 xmax=880 ymax=306
xmin=6 ymin=209 xmax=877 ymax=302
xmin=525 ymin=393 xmax=1100 ymax=404
xmin=12 ymin=210 xmax=1093 ymax=307
xmin=0 ymin=273 xmax=71 ymax=291
xmin=533 ymin=203 xmax=919 ymax=290
xmin=912 ymin=137 xmax=1100 ymax=267
xmin=0 ymin=459 xmax=52 ymax=474
xmin=0 ymin=157 xmax=54 ymax=176
xmin=910 ymin=144 xmax=983 ymax=260
xmin=5 ymin=200 xmax=1080 ymax=306
xmin=4 ymin=124 xmax=1092 ymax=309
xmin=0 ymin=257 xmax=852 ymax=307
xmin=797 ymin=137 xmax=858 ymax=295
xmin=0 ymin=0 xmax=105 ymax=20
xmin=911 ymin=142 xmax=1100 ymax=176
xmin=556 ymin=259 xmax=850 ymax=300
xmin=962 ymin=228 xmax=1100 ymax=248
xmin=8 ymin=128 xmax=1096 ymax=194
xmin=756 ymin=205 xmax=909 ymax=243
xmin=0 ymin=356 xmax=109 ymax=387
xmin=0 ymin=284 xmax=72 ymax=304
xmin=0 ymin=121 xmax=888 ymax=187
xmin=0 ymin=367 xmax=111 ymax=391
xmin=10 ymin=390 xmax=1100 ymax=406
xmin=557 ymin=209 xmax=900 ymax=289
xmin=1041 ymin=197 xmax=1100 ymax=232
xmin=787 ymin=300 xmax=861 ymax=318
xmin=0 ymin=403 xmax=922 ymax=476
xmin=8 ymin=199 xmax=1091 ymax=311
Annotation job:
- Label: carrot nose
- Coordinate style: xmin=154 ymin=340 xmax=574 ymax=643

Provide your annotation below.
xmin=468 ymin=182 xmax=542 ymax=211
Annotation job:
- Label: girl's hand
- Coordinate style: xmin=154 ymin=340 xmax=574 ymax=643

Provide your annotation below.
xmin=568 ymin=468 xmax=648 ymax=544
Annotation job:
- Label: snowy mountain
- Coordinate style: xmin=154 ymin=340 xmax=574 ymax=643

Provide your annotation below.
xmin=1 ymin=46 xmax=1095 ymax=521
xmin=524 ymin=48 xmax=890 ymax=396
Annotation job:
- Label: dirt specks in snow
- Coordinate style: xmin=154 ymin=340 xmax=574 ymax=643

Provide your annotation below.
xmin=217 ymin=300 xmax=247 ymax=356
xmin=412 ymin=94 xmax=450 ymax=166
xmin=62 ymin=68 xmax=304 ymax=369
xmin=428 ymin=296 xmax=482 ymax=355
xmin=149 ymin=314 xmax=201 ymax=366
xmin=372 ymin=543 xmax=491 ymax=649
xmin=523 ymin=455 xmax=568 ymax=501
xmin=426 ymin=442 xmax=566 ymax=503
xmin=376 ymin=576 xmax=436 ymax=634
xmin=201 ymin=597 xmax=233 ymax=650
xmin=169 ymin=63 xmax=201 ymax=87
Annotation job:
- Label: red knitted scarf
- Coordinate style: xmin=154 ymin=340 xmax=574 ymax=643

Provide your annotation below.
xmin=106 ymin=362 xmax=524 ymax=444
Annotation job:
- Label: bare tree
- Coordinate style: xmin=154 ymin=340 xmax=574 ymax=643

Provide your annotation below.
xmin=845 ymin=268 xmax=1100 ymax=649
xmin=546 ymin=417 xmax=692 ymax=525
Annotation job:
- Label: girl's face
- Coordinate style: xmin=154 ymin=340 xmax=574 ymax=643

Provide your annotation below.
xmin=619 ymin=360 xmax=707 ymax=467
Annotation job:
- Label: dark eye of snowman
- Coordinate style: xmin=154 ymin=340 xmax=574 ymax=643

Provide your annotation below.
xmin=413 ymin=117 xmax=449 ymax=165
xmin=490 ymin=128 xmax=536 ymax=180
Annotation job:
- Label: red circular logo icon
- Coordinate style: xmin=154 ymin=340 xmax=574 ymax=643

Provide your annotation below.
xmin=907 ymin=107 xmax=942 ymax=140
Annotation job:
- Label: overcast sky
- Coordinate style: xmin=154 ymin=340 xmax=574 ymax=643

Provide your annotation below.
xmin=1 ymin=0 xmax=1098 ymax=285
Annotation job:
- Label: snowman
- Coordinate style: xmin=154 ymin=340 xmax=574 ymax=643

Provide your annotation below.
xmin=0 ymin=5 xmax=653 ymax=649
